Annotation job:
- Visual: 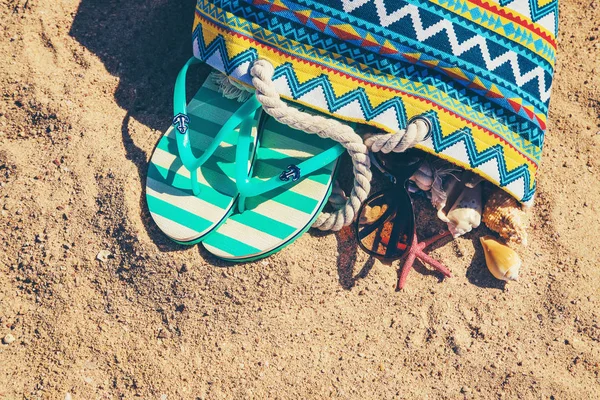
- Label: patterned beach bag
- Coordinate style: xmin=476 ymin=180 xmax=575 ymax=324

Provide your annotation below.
xmin=192 ymin=0 xmax=558 ymax=208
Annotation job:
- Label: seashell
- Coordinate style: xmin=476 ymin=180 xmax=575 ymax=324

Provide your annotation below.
xmin=434 ymin=174 xmax=461 ymax=221
xmin=445 ymin=183 xmax=482 ymax=238
xmin=430 ymin=162 xmax=462 ymax=214
xmin=479 ymin=236 xmax=521 ymax=281
xmin=433 ymin=169 xmax=483 ymax=237
xmin=461 ymin=171 xmax=484 ymax=189
xmin=410 ymin=162 xmax=433 ymax=192
xmin=483 ymin=189 xmax=529 ymax=246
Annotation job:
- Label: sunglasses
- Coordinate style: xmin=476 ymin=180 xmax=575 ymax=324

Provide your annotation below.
xmin=354 ymin=148 xmax=452 ymax=290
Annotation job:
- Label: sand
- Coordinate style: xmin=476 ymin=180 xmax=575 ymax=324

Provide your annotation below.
xmin=0 ymin=0 xmax=599 ymax=398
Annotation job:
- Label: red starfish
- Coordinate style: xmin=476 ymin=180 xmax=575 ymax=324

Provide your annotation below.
xmin=396 ymin=231 xmax=452 ymax=290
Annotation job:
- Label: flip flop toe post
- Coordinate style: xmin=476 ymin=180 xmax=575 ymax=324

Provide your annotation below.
xmin=146 ymin=58 xmax=261 ymax=244
xmin=202 ymin=114 xmax=343 ymax=261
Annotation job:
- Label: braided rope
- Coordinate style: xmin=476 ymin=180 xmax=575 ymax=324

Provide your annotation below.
xmin=250 ymin=59 xmax=372 ymax=231
xmin=328 ymin=180 xmax=348 ymax=208
xmin=364 ymin=118 xmax=431 ymax=154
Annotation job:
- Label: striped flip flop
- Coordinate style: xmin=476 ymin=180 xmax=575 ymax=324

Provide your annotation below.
xmin=201 ymin=112 xmax=344 ymax=262
xmin=146 ymin=58 xmax=261 ymax=244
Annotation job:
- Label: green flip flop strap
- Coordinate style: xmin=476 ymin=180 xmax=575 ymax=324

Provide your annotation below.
xmin=173 ymin=57 xmax=262 ymax=196
xmin=234 ymin=114 xmax=344 ymax=213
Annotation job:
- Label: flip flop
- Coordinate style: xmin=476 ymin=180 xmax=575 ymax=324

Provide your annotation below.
xmin=201 ymin=111 xmax=345 ymax=262
xmin=146 ymin=58 xmax=262 ymax=244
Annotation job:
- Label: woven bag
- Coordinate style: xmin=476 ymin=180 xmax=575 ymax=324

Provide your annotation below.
xmin=192 ymin=0 xmax=558 ymax=206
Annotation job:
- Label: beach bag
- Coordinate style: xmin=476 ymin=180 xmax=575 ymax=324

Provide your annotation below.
xmin=192 ymin=0 xmax=558 ymax=207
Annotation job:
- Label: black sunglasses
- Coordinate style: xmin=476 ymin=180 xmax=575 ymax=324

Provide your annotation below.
xmin=354 ymin=148 xmax=452 ymax=290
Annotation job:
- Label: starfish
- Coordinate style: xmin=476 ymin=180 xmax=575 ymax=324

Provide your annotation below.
xmin=396 ymin=231 xmax=452 ymax=290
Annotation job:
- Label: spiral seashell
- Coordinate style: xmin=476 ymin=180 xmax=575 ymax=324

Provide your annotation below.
xmin=434 ymin=175 xmax=460 ymax=221
xmin=432 ymin=169 xmax=483 ymax=237
xmin=480 ymin=236 xmax=521 ymax=281
xmin=482 ymin=189 xmax=528 ymax=246
xmin=430 ymin=161 xmax=462 ymax=214
xmin=445 ymin=183 xmax=482 ymax=238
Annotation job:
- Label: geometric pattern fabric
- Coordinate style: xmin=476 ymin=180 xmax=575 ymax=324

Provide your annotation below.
xmin=193 ymin=0 xmax=558 ymax=204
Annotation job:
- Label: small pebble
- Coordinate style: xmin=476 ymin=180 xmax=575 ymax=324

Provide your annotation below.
xmin=3 ymin=333 xmax=15 ymax=344
xmin=157 ymin=329 xmax=170 ymax=339
xmin=65 ymin=394 xmax=72 ymax=400
xmin=96 ymin=250 xmax=111 ymax=262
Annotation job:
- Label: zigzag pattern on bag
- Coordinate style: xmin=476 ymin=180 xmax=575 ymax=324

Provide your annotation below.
xmin=192 ymin=25 xmax=538 ymax=202
xmin=423 ymin=109 xmax=535 ymax=202
xmin=231 ymin=0 xmax=550 ymax=115
xmin=193 ymin=22 xmax=542 ymax=160
xmin=252 ymin=0 xmax=553 ymax=103
xmin=198 ymin=1 xmax=548 ymax=141
xmin=271 ymin=63 xmax=543 ymax=157
xmin=244 ymin=0 xmax=556 ymax=64
xmin=498 ymin=0 xmax=558 ymax=34
xmin=342 ymin=0 xmax=558 ymax=35
xmin=193 ymin=0 xmax=557 ymax=204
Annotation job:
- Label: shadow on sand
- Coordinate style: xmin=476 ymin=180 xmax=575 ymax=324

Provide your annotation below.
xmin=70 ymin=2 xmax=494 ymax=288
xmin=70 ymin=0 xmax=211 ymax=250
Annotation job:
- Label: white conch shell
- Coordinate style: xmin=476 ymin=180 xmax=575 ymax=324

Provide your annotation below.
xmin=430 ymin=162 xmax=461 ymax=213
xmin=446 ymin=183 xmax=482 ymax=238
xmin=435 ymin=175 xmax=460 ymax=222
xmin=479 ymin=236 xmax=521 ymax=281
xmin=434 ymin=171 xmax=483 ymax=237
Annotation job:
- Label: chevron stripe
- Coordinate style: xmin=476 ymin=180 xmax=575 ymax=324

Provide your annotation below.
xmin=192 ymin=0 xmax=550 ymax=203
xmin=195 ymin=29 xmax=259 ymax=75
xmin=422 ymin=109 xmax=535 ymax=201
xmin=233 ymin=0 xmax=551 ymax=113
xmin=273 ymin=63 xmax=541 ymax=158
xmin=227 ymin=0 xmax=547 ymax=141
xmin=194 ymin=8 xmax=545 ymax=151
xmin=337 ymin=0 xmax=553 ymax=102
xmin=499 ymin=0 xmax=558 ymax=35
xmin=246 ymin=0 xmax=552 ymax=115
xmin=274 ymin=65 xmax=408 ymax=126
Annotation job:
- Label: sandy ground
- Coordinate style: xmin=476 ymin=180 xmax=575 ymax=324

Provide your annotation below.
xmin=0 ymin=0 xmax=599 ymax=398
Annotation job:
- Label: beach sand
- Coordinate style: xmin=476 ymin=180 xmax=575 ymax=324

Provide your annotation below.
xmin=0 ymin=0 xmax=599 ymax=398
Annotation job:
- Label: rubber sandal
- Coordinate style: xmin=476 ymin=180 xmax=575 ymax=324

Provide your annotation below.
xmin=146 ymin=58 xmax=262 ymax=244
xmin=201 ymin=112 xmax=345 ymax=262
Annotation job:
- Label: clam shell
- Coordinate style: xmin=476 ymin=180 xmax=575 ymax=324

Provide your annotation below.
xmin=482 ymin=189 xmax=528 ymax=246
xmin=480 ymin=236 xmax=521 ymax=281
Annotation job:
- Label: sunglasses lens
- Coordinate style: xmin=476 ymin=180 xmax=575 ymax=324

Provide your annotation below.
xmin=356 ymin=190 xmax=415 ymax=259
xmin=376 ymin=148 xmax=421 ymax=173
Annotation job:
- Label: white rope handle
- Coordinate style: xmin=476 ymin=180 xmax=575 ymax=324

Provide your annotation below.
xmin=364 ymin=118 xmax=431 ymax=153
xmin=250 ymin=59 xmax=372 ymax=231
